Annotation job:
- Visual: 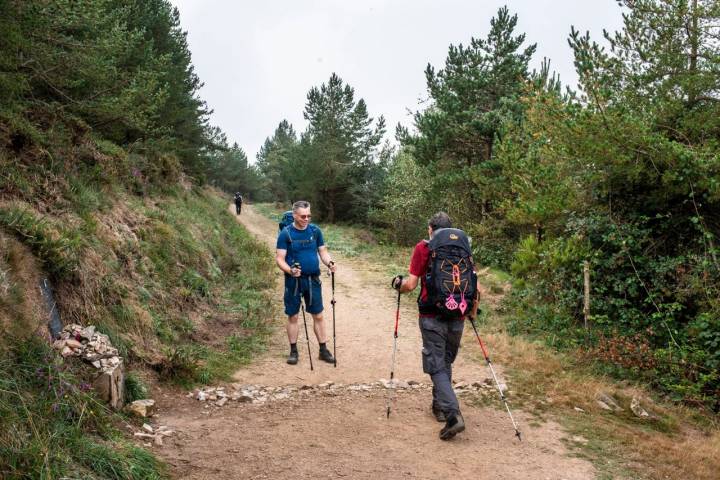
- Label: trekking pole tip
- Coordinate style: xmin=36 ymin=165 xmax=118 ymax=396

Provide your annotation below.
xmin=386 ymin=406 xmax=391 ymax=419
xmin=515 ymin=430 xmax=522 ymax=441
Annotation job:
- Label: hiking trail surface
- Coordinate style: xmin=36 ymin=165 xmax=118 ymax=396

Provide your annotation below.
xmin=154 ymin=205 xmax=596 ymax=479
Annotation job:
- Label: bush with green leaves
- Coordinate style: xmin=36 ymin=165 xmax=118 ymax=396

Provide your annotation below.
xmin=509 ymin=212 xmax=720 ymax=407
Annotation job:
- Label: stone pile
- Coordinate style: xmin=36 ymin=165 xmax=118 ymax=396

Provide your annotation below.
xmin=52 ymin=323 xmax=124 ymax=410
xmin=190 ymin=384 xmax=296 ymax=407
xmin=54 ymin=324 xmax=120 ymax=364
xmin=188 ymin=378 xmax=496 ymax=410
xmin=133 ymin=422 xmax=174 ymax=447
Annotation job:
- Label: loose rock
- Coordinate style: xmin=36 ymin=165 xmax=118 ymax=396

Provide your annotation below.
xmin=630 ymin=397 xmax=650 ymax=418
xmin=126 ymin=399 xmax=156 ymax=418
xmin=596 ymin=392 xmax=622 ymax=411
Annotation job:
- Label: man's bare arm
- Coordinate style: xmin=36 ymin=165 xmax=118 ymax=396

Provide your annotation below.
xmin=398 ymin=273 xmax=419 ymax=293
xmin=275 ymin=249 xmax=294 ymax=275
xmin=318 ymin=245 xmax=336 ymax=272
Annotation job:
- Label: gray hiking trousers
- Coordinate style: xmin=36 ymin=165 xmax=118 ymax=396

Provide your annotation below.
xmin=419 ymin=314 xmax=464 ymax=416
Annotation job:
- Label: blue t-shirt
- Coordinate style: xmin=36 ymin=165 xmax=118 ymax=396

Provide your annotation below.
xmin=276 ymin=224 xmax=325 ymax=275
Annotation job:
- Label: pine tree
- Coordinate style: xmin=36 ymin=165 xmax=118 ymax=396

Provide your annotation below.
xmin=404 ymin=7 xmax=536 ymax=226
xmin=412 ymin=6 xmax=536 ymax=167
xmin=298 ymin=73 xmax=385 ymax=222
xmin=256 ymin=120 xmax=298 ymax=203
xmin=0 ymin=0 xmax=218 ymax=180
xmin=207 ymin=142 xmax=262 ymax=197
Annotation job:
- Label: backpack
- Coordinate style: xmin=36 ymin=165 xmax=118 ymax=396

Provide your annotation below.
xmin=278 ymin=210 xmax=294 ymax=231
xmin=424 ymin=228 xmax=478 ymax=317
xmin=278 ymin=211 xmax=319 ymax=254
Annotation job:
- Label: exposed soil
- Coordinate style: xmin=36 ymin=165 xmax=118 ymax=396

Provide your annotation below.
xmin=0 ymin=231 xmax=47 ymax=338
xmin=152 ymin=205 xmax=596 ymax=479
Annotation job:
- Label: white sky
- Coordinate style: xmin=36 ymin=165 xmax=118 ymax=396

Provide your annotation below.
xmin=168 ymin=1 xmax=624 ymax=160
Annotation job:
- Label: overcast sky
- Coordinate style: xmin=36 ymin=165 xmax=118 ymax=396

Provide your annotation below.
xmin=168 ymin=1 xmax=624 ymax=161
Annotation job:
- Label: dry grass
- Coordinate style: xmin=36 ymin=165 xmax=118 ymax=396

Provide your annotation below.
xmin=471 ymin=272 xmax=720 ymax=480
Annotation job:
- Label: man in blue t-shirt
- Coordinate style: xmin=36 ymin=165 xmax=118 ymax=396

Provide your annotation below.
xmin=276 ymin=200 xmax=337 ymax=365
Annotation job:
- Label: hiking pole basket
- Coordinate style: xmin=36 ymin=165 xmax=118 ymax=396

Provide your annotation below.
xmin=386 ymin=288 xmax=401 ymax=418
xmin=468 ymin=317 xmax=521 ymax=440
xmin=331 ymin=268 xmax=337 ymax=368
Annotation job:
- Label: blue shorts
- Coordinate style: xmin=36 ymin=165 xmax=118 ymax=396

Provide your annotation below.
xmin=284 ymin=275 xmax=324 ymax=316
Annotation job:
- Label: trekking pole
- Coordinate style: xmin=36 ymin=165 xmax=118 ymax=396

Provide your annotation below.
xmin=330 ymin=266 xmax=337 ymax=368
xmin=300 ymin=302 xmax=313 ymax=371
xmin=386 ymin=285 xmax=402 ymax=418
xmin=294 ymin=263 xmax=313 ymax=372
xmin=468 ymin=317 xmax=521 ymax=441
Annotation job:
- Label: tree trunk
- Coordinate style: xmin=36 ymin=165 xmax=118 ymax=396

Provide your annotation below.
xmin=326 ymin=191 xmax=335 ymax=223
xmin=687 ymin=0 xmax=699 ymax=104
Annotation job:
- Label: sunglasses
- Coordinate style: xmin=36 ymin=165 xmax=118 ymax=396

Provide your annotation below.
xmin=297 ymin=214 xmax=311 ymax=219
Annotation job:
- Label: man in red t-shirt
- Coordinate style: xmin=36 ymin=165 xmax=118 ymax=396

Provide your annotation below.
xmin=392 ymin=212 xmax=479 ymax=440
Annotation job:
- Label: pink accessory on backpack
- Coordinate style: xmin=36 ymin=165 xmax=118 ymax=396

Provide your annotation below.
xmin=445 ymin=294 xmax=459 ymax=310
xmin=458 ymin=292 xmax=467 ymax=314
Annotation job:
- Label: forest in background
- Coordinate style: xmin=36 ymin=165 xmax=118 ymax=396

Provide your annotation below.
xmin=252 ymin=1 xmax=720 ymax=409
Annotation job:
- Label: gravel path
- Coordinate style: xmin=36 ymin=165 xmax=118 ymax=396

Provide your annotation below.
xmin=152 ymin=204 xmax=596 ymax=480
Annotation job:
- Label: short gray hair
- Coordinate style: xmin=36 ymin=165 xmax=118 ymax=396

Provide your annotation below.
xmin=292 ymin=200 xmax=310 ymax=212
xmin=428 ymin=212 xmax=452 ymax=231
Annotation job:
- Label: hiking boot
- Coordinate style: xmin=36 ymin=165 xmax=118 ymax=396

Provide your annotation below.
xmin=286 ymin=350 xmax=299 ymax=365
xmin=318 ymin=348 xmax=335 ymax=364
xmin=439 ymin=413 xmax=465 ymax=440
xmin=432 ymin=403 xmax=447 ymax=423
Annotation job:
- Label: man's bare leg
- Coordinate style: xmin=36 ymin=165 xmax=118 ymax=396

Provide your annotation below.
xmin=312 ymin=313 xmax=335 ymax=363
xmin=287 ymin=314 xmax=299 ymax=343
xmin=311 ymin=312 xmax=327 ymax=343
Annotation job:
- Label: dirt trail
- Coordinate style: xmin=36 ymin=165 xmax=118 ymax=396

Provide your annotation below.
xmin=154 ymin=205 xmax=596 ymax=479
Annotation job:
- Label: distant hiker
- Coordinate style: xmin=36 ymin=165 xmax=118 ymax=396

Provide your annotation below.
xmin=391 ymin=212 xmax=479 ymax=440
xmin=234 ymin=192 xmax=243 ymax=215
xmin=276 ymin=200 xmax=337 ymax=365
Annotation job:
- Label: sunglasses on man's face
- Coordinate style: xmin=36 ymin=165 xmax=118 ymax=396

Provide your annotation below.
xmin=297 ymin=214 xmax=311 ymax=219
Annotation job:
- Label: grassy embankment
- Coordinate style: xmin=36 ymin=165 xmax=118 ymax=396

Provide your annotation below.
xmin=1 ymin=160 xmax=275 ymax=478
xmin=254 ymin=202 xmax=720 ymax=480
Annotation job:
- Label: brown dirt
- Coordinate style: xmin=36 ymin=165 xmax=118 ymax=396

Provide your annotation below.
xmin=0 ymin=231 xmax=47 ymax=339
xmin=152 ymin=205 xmax=597 ymax=479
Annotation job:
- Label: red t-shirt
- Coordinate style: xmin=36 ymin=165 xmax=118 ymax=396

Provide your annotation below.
xmin=409 ymin=240 xmax=432 ymax=309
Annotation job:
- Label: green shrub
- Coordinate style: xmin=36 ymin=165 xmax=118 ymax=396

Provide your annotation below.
xmin=0 ymin=206 xmax=81 ymax=279
xmin=508 ymin=213 xmax=720 ymax=408
xmin=182 ymin=269 xmax=210 ymax=297
xmin=155 ymin=345 xmax=201 ymax=383
xmin=124 ymin=372 xmax=149 ymax=403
